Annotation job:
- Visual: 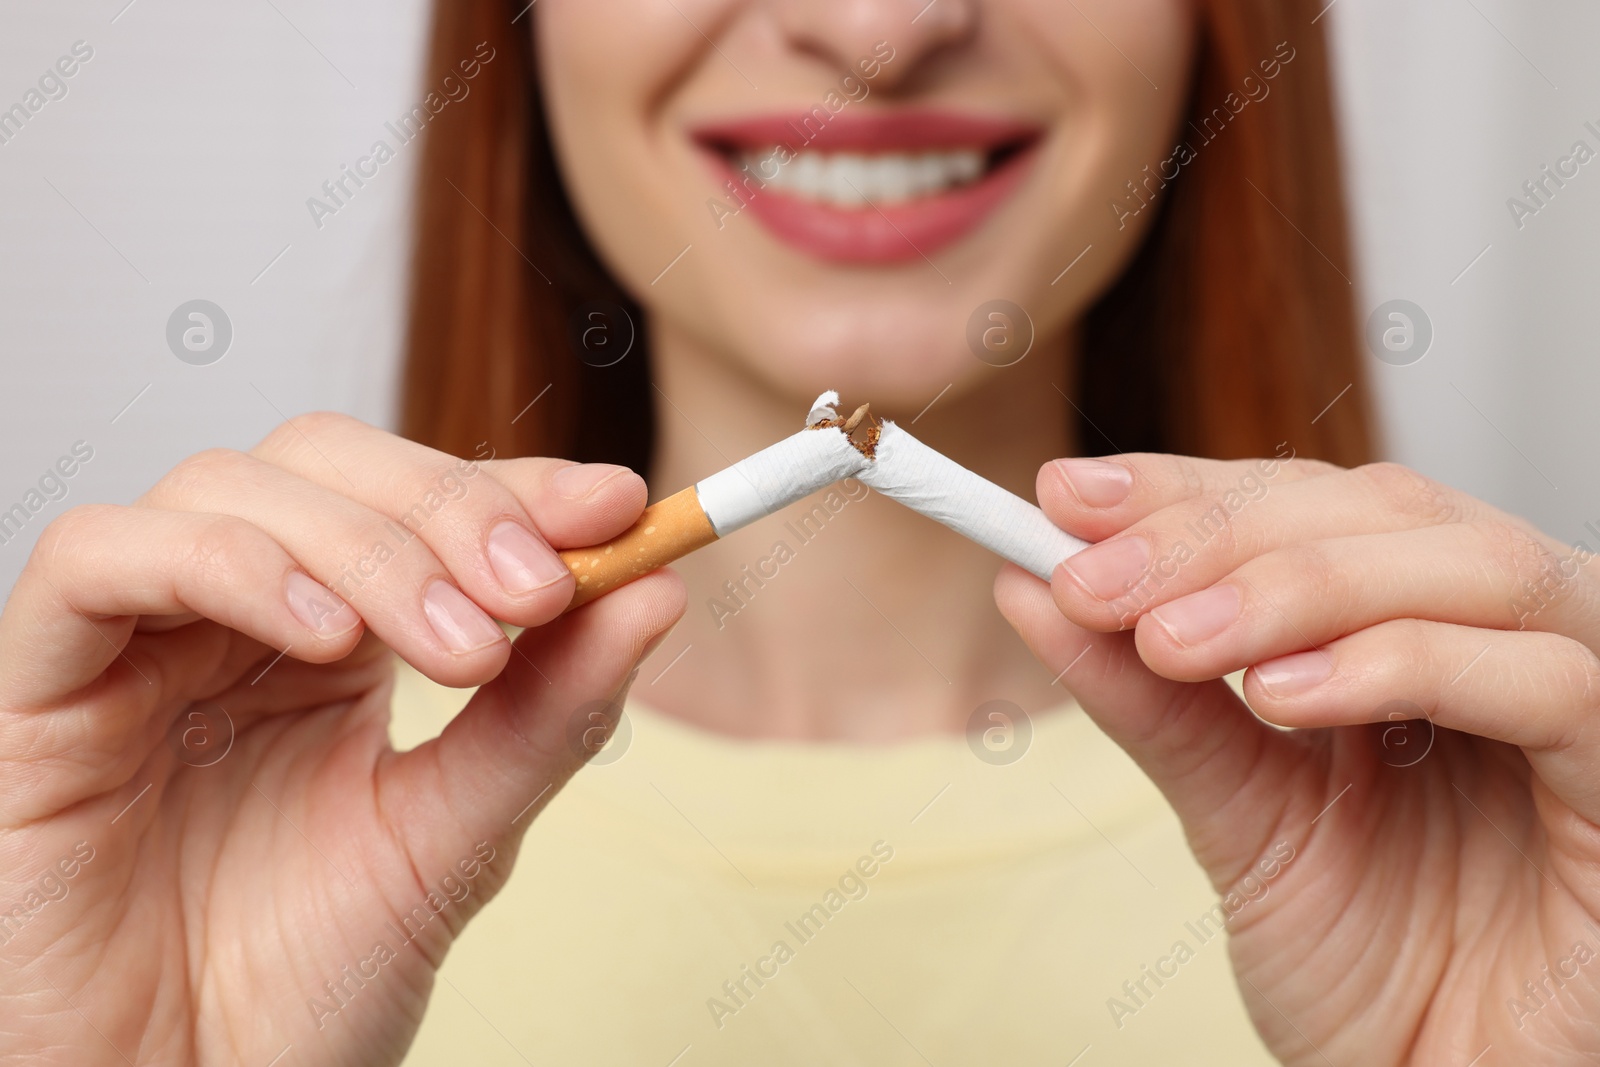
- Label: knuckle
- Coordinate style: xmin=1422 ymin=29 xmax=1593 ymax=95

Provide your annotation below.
xmin=1174 ymin=492 xmax=1243 ymax=561
xmin=295 ymin=409 xmax=355 ymax=433
xmin=153 ymin=448 xmax=252 ymax=503
xmin=1169 ymin=455 xmax=1207 ymax=498
xmin=30 ymin=504 xmax=116 ymax=571
xmin=477 ymin=455 xmax=556 ymax=494
xmin=1354 ymin=462 xmax=1463 ymax=526
xmin=1542 ymin=642 xmax=1600 ymax=753
xmin=1483 ymin=521 xmax=1571 ymax=599
xmin=256 ymin=410 xmax=355 ymax=458
xmin=401 ymin=458 xmax=477 ymax=509
xmin=1282 ymin=457 xmax=1342 ymax=480
xmin=1573 ymin=647 xmax=1600 ymax=715
xmin=1275 ymin=541 xmax=1346 ymax=608
xmin=179 ymin=515 xmax=271 ymax=586
xmin=329 ymin=515 xmax=439 ymax=595
xmin=1378 ymin=619 xmax=1437 ymax=681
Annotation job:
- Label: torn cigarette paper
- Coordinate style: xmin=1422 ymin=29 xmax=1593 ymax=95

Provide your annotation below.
xmin=694 ymin=391 xmax=1089 ymax=580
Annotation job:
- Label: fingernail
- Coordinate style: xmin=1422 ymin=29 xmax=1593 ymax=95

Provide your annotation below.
xmin=285 ymin=572 xmax=359 ymax=635
xmin=1054 ymin=458 xmax=1133 ymax=508
xmin=1150 ymin=585 xmax=1240 ymax=647
xmin=1059 ymin=536 xmax=1151 ymax=600
xmin=487 ymin=521 xmax=571 ymax=594
xmin=422 ymin=580 xmax=505 ymax=653
xmin=1254 ymin=651 xmax=1333 ymax=697
xmin=551 ymin=463 xmax=632 ymax=500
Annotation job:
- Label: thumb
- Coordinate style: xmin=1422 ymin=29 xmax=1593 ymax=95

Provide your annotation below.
xmin=995 ymin=564 xmax=1311 ymax=885
xmin=378 ymin=570 xmax=685 ymax=881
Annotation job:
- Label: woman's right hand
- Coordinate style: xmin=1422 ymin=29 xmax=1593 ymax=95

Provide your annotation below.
xmin=0 ymin=413 xmax=684 ymax=1066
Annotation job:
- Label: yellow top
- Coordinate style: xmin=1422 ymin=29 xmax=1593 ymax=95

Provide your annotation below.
xmin=392 ymin=663 xmax=1276 ymax=1067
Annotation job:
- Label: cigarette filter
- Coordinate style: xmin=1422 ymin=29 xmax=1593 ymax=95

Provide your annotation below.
xmin=559 ymin=391 xmax=1089 ymax=610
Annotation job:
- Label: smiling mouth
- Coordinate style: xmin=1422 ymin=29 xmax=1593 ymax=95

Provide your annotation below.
xmin=691 ymin=111 xmax=1043 ymax=264
xmin=724 ymin=143 xmax=1026 ymax=208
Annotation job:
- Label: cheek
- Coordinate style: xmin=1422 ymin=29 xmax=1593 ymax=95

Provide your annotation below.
xmin=997 ymin=0 xmax=1196 ymax=321
xmin=536 ymin=2 xmax=721 ymax=286
xmin=1015 ymin=0 xmax=1198 ymax=228
xmin=1019 ymin=0 xmax=1195 ymax=97
xmin=537 ymin=7 xmax=646 ymax=188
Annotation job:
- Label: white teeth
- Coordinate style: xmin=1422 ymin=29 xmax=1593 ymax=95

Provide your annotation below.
xmin=875 ymin=153 xmax=912 ymax=204
xmin=947 ymin=149 xmax=984 ymax=182
xmin=828 ymin=153 xmax=869 ymax=206
xmin=910 ymin=154 xmax=948 ymax=196
xmin=741 ymin=147 xmax=991 ymax=207
xmin=791 ymin=152 xmax=823 ymax=198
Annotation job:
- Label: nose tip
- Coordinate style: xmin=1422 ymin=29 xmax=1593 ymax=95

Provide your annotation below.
xmin=768 ymin=0 xmax=978 ymax=88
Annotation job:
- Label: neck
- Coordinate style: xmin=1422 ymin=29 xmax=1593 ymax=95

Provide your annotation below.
xmin=638 ymin=322 xmax=1079 ymax=742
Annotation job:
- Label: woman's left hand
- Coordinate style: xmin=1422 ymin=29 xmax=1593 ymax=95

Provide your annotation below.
xmin=996 ymin=451 xmax=1600 ymax=1065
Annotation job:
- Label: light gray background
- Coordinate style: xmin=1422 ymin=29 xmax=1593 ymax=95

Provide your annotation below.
xmin=1 ymin=0 xmax=1596 ymax=595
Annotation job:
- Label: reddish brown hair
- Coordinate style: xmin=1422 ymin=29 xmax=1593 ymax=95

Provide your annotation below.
xmin=402 ymin=0 xmax=1373 ymax=476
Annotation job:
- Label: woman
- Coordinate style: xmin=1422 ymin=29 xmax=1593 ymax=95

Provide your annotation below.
xmin=2 ymin=0 xmax=1597 ymax=1063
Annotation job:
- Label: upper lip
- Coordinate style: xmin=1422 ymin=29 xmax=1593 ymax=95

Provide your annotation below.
xmin=689 ymin=109 xmax=1043 ymax=154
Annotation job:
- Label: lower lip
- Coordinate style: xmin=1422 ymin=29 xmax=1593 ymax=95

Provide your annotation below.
xmin=706 ymin=147 xmax=1036 ymax=264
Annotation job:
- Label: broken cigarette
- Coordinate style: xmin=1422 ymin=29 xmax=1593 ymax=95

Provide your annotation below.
xmin=558 ymin=391 xmax=1090 ymax=610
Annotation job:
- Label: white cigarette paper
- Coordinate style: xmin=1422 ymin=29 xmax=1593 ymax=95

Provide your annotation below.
xmin=694 ymin=391 xmax=1089 ymax=581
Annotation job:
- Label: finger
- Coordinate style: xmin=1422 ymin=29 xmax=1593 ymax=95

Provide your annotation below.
xmin=1243 ymin=618 xmax=1600 ymax=819
xmin=141 ymin=448 xmax=508 ymax=687
xmin=477 ymin=457 xmax=648 ymax=549
xmin=1135 ymin=523 xmax=1600 ymax=683
xmin=1052 ymin=461 xmax=1504 ymax=632
xmin=249 ymin=413 xmax=643 ymax=623
xmin=0 ymin=505 xmax=362 ymax=709
xmin=994 ymin=564 xmax=1318 ymax=885
xmin=377 ymin=569 xmax=686 ymax=878
xmin=1038 ymin=450 xmax=1339 ymax=543
xmin=0 ymin=628 xmax=396 ymax=827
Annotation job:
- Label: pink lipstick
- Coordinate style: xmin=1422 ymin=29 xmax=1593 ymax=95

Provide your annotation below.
xmin=691 ymin=110 xmax=1042 ymax=264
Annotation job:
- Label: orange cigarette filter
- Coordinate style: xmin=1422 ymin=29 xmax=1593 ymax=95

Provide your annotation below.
xmin=559 ymin=487 xmax=718 ymax=610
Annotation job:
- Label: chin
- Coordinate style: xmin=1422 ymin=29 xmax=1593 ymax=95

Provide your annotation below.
xmin=728 ymin=329 xmax=987 ymax=416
